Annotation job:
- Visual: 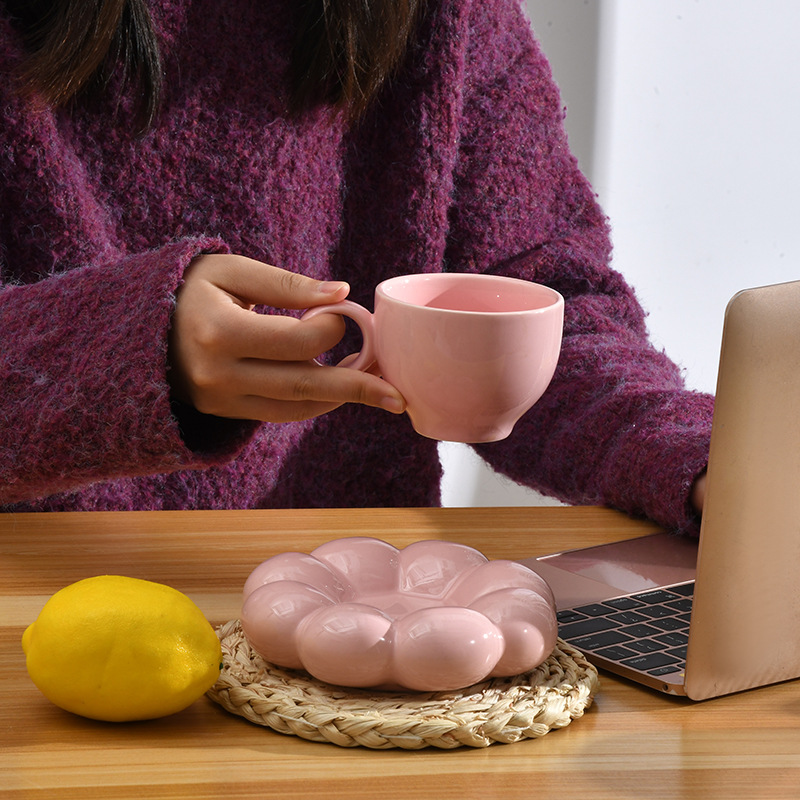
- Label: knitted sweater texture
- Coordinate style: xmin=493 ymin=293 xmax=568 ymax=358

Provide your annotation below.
xmin=0 ymin=0 xmax=713 ymax=531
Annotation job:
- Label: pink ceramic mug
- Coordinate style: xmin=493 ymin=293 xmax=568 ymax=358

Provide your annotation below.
xmin=303 ymin=273 xmax=564 ymax=443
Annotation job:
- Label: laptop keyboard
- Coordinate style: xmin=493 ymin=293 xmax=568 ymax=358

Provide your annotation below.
xmin=557 ymin=582 xmax=694 ymax=677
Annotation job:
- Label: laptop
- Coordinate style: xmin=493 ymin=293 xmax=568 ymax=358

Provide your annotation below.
xmin=520 ymin=279 xmax=800 ymax=700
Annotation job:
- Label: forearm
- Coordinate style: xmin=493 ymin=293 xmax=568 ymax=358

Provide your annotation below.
xmin=446 ymin=0 xmax=713 ymax=529
xmin=0 ymin=237 xmax=255 ymax=505
xmin=475 ymin=307 xmax=713 ymax=532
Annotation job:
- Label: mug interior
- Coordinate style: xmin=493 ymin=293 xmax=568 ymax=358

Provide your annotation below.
xmin=378 ymin=273 xmax=559 ymax=313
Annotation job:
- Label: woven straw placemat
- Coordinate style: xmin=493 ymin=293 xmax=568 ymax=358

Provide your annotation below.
xmin=207 ymin=619 xmax=599 ymax=749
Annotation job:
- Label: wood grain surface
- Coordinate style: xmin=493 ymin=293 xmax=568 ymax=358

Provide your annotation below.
xmin=2 ymin=507 xmax=798 ymax=799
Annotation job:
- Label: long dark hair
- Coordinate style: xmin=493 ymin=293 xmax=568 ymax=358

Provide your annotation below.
xmin=5 ymin=0 xmax=425 ymax=130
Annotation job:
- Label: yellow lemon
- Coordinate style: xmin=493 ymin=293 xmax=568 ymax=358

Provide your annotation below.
xmin=21 ymin=575 xmax=222 ymax=722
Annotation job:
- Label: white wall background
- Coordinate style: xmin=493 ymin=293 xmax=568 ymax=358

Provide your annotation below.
xmin=440 ymin=0 xmax=800 ymax=507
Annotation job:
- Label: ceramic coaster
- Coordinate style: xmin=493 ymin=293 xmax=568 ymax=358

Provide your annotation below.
xmin=207 ymin=619 xmax=599 ymax=750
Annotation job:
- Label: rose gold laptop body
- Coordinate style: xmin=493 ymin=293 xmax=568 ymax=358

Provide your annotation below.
xmin=520 ymin=280 xmax=800 ymax=700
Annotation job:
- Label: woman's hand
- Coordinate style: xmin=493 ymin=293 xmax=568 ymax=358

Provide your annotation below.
xmin=168 ymin=254 xmax=406 ymax=422
xmin=691 ymin=471 xmax=707 ymax=515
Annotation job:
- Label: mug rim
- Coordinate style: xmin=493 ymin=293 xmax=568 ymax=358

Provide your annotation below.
xmin=375 ymin=272 xmax=564 ymax=315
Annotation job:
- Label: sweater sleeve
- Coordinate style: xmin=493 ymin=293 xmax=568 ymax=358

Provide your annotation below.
xmin=0 ymin=237 xmax=259 ymax=505
xmin=446 ymin=0 xmax=712 ymax=533
xmin=0 ymin=14 xmax=259 ymax=505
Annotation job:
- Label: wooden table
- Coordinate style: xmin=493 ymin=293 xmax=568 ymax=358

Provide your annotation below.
xmin=2 ymin=507 xmax=799 ymax=799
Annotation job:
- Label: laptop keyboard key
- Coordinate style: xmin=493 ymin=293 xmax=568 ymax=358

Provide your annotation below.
xmin=621 ymin=652 xmax=680 ymax=671
xmin=569 ymin=630 xmax=634 ymax=650
xmin=556 ymin=610 xmax=587 ymax=624
xmin=632 ymin=590 xmax=682 ymax=605
xmin=649 ymin=617 xmax=687 ymax=631
xmin=559 ymin=617 xmax=620 ymax=639
xmin=608 ymin=610 xmax=649 ymax=625
xmin=574 ymin=603 xmax=614 ymax=617
xmin=655 ymin=632 xmax=689 ymax=647
xmin=620 ymin=623 xmax=662 ymax=638
xmin=627 ymin=638 xmax=666 ymax=653
xmin=595 ymin=645 xmax=640 ymax=661
xmin=639 ymin=604 xmax=678 ymax=618
xmin=602 ymin=596 xmax=646 ymax=610
xmin=649 ymin=664 xmax=684 ymax=676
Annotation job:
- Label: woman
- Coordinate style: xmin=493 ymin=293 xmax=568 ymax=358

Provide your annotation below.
xmin=0 ymin=0 xmax=712 ymax=530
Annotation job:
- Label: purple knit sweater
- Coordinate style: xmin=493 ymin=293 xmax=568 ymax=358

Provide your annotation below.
xmin=0 ymin=0 xmax=713 ymax=531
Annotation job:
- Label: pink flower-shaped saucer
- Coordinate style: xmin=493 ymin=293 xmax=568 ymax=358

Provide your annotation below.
xmin=240 ymin=538 xmax=558 ymax=692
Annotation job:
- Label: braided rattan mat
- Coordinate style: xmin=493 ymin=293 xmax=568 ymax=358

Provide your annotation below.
xmin=207 ymin=619 xmax=599 ymax=749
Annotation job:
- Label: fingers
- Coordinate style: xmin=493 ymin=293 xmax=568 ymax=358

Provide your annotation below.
xmin=188 ymin=253 xmax=350 ymax=309
xmin=189 ymin=358 xmax=406 ymax=422
xmin=182 ymin=252 xmax=352 ymax=361
xmin=187 ymin=301 xmax=347 ymax=364
xmin=169 ymin=253 xmax=406 ymax=423
xmin=691 ymin=472 xmax=707 ymax=514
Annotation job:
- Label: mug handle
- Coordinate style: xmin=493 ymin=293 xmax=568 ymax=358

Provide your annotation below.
xmin=300 ymin=300 xmax=377 ymax=371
